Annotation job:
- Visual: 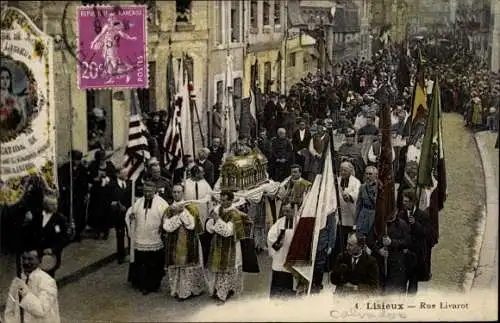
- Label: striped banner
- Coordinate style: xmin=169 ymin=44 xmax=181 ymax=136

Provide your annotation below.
xmin=122 ymin=90 xmax=151 ymax=181
xmin=163 ymin=91 xmax=183 ymax=171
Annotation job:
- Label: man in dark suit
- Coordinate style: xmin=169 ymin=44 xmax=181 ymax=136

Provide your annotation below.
xmin=173 ymin=154 xmax=195 ymax=185
xmin=398 ymin=189 xmax=437 ymax=294
xmin=22 ymin=191 xmax=70 ymax=278
xmin=263 ymin=92 xmax=278 ymax=137
xmin=291 ymin=119 xmax=311 ymax=170
xmin=108 ymin=168 xmax=132 ymax=264
xmin=208 ymin=137 xmax=225 ymax=182
xmin=58 ymin=150 xmax=89 ymax=242
xmin=256 ymin=128 xmax=272 ymax=157
xmin=196 ymin=148 xmax=215 ymax=188
xmin=330 ymin=232 xmax=380 ymax=295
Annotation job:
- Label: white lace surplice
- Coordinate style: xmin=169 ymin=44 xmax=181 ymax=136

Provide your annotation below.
xmin=205 ymin=215 xmax=243 ymax=301
xmin=163 ymin=207 xmax=208 ymax=299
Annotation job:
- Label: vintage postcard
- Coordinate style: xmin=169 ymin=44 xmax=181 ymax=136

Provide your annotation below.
xmin=76 ymin=5 xmax=148 ymax=90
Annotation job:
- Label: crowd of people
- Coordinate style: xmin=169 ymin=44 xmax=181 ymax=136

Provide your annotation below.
xmin=3 ymin=32 xmax=500 ymax=322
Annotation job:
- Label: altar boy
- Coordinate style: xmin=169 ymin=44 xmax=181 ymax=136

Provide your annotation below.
xmin=267 ymin=203 xmax=297 ymax=299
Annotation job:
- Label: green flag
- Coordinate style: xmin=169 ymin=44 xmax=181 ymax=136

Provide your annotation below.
xmin=417 ymin=77 xmax=440 ymax=188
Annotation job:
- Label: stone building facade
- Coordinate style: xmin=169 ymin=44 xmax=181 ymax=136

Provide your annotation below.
xmin=372 ymin=0 xmax=408 ymax=44
xmin=6 ymin=0 xmax=325 ymax=164
xmin=354 ymin=0 xmax=372 ymax=61
xmin=284 ymin=29 xmax=317 ymax=90
xmin=208 ymin=1 xmax=245 ymax=143
xmin=10 ymin=0 xmax=210 ymax=164
xmin=490 ymin=0 xmax=500 ymax=72
xmin=243 ymin=0 xmax=286 ymax=98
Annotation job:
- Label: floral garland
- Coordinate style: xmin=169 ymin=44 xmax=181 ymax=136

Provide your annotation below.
xmin=0 ymin=8 xmax=56 ymax=205
xmin=0 ymin=160 xmax=56 ymax=205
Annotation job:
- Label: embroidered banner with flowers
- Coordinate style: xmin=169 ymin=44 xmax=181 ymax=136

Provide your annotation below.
xmin=0 ymin=7 xmax=57 ymax=205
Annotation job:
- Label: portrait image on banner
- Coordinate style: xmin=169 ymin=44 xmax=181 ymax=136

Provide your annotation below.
xmin=76 ymin=4 xmax=149 ymax=90
xmin=0 ymin=57 xmax=37 ymax=137
xmin=0 ymin=7 xmax=57 ymax=205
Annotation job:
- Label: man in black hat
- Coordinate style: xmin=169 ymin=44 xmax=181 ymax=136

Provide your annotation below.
xmin=256 ymin=128 xmax=273 ymax=162
xmin=264 ymin=92 xmax=279 ymax=137
xmin=87 ymin=149 xmax=116 ymax=240
xmin=57 ymin=150 xmax=89 ymax=242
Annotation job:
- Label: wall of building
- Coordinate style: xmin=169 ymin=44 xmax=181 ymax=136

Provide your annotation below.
xmin=490 ymin=0 xmax=500 ymax=72
xmin=155 ymin=1 xmax=209 ymax=152
xmin=357 ymin=0 xmax=372 ymax=60
xmin=243 ymin=0 xmax=286 ymax=97
xmin=209 ymin=1 xmax=245 ymax=106
xmin=13 ymin=1 xmax=212 ymax=163
xmin=284 ymin=31 xmax=317 ymax=90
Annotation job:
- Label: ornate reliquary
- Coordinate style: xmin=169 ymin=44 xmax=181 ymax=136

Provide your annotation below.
xmin=220 ymin=150 xmax=268 ymax=191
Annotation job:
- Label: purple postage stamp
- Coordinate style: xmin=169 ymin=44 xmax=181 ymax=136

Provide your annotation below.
xmin=76 ymin=5 xmax=148 ymax=90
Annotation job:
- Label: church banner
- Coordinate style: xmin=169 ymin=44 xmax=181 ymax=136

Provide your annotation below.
xmin=0 ymin=7 xmax=57 ymax=205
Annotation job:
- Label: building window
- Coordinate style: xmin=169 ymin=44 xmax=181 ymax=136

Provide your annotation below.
xmin=87 ymin=90 xmax=113 ymax=151
xmin=233 ymin=77 xmax=242 ymax=126
xmin=176 ymin=0 xmax=192 ymax=22
xmin=137 ymin=62 xmax=156 ymax=113
xmin=250 ymin=0 xmax=258 ymax=33
xmin=263 ymin=1 xmax=270 ymax=26
xmin=214 ymin=0 xmax=222 ymax=44
xmin=231 ymin=1 xmax=241 ymax=43
xmin=287 ymin=53 xmax=296 ymax=67
xmin=264 ymin=62 xmax=272 ymax=94
xmin=216 ymin=81 xmax=224 ymax=105
xmin=274 ymin=1 xmax=281 ymax=26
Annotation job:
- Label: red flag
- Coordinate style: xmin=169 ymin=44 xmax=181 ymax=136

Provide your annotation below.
xmin=375 ymin=98 xmax=396 ymax=237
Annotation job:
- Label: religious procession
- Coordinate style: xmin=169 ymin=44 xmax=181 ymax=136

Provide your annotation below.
xmin=1 ymin=1 xmax=499 ymax=322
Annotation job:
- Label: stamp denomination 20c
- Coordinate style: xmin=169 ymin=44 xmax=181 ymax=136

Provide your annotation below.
xmin=76 ymin=5 xmax=148 ymax=90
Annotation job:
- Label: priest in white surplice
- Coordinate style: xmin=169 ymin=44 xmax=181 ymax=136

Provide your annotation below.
xmin=126 ymin=180 xmax=169 ymax=295
xmin=163 ymin=184 xmax=207 ymax=300
xmin=206 ymin=191 xmax=250 ymax=304
xmin=332 ymin=162 xmax=361 ymax=258
xmin=4 ymin=249 xmax=60 ymax=323
xmin=267 ymin=203 xmax=298 ymax=299
xmin=183 ymin=165 xmax=213 ymax=264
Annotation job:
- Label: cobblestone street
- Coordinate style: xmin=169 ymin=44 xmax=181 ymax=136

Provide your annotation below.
xmin=59 ymin=254 xmax=272 ymax=322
